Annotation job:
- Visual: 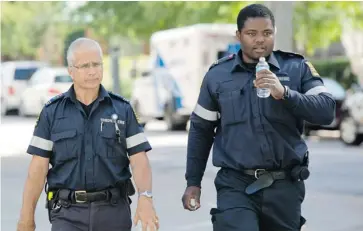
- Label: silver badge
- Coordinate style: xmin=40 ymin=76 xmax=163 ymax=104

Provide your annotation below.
xmin=111 ymin=114 xmax=118 ymax=121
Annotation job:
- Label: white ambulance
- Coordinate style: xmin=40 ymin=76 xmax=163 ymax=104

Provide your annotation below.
xmin=130 ymin=23 xmax=240 ymax=130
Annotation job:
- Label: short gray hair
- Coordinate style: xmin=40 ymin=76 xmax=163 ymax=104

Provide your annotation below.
xmin=66 ymin=37 xmax=103 ymax=67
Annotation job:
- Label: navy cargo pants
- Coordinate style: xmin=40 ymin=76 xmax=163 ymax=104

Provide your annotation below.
xmin=50 ymin=196 xmax=132 ymax=231
xmin=211 ymin=168 xmax=306 ymax=231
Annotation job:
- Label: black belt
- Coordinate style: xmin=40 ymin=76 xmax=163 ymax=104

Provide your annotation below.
xmin=243 ymin=169 xmax=287 ymax=180
xmin=58 ymin=188 xmax=124 ymax=204
xmin=242 ymin=169 xmax=288 ymax=195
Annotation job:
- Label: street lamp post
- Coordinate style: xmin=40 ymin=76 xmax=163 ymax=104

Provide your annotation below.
xmin=265 ymin=1 xmax=295 ymax=52
xmin=109 ymin=36 xmax=121 ymax=95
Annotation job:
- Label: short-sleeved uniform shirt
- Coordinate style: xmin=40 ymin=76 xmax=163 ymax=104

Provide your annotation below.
xmin=27 ymin=85 xmax=151 ymax=191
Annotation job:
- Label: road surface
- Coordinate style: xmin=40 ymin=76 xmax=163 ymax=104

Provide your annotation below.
xmin=1 ymin=116 xmax=362 ymax=231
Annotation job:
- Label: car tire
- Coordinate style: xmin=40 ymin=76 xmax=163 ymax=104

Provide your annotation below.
xmin=340 ymin=115 xmax=363 ymax=146
xmin=1 ymin=98 xmax=7 ymax=116
xmin=164 ymin=100 xmax=186 ymax=131
xmin=18 ymin=101 xmax=27 ymax=117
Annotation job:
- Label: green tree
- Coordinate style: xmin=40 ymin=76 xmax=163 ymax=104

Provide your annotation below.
xmin=75 ymin=2 xmax=252 ymax=41
xmin=1 ymin=1 xmax=69 ymax=60
xmin=294 ymin=1 xmax=363 ymax=56
xmin=75 ymin=1 xmax=363 ymax=55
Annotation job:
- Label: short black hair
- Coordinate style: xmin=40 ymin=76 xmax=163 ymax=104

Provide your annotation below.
xmin=237 ymin=4 xmax=275 ymax=31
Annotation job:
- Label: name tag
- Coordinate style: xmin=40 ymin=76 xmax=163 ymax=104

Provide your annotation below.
xmin=278 ymin=76 xmax=290 ymax=81
xmin=100 ymin=118 xmax=125 ymax=125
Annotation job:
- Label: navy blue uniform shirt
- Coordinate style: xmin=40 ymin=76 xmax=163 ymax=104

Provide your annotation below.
xmin=186 ymin=50 xmax=336 ymax=187
xmin=27 ymin=85 xmax=151 ymax=191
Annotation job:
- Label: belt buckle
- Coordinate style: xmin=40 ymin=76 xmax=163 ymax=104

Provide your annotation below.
xmin=75 ymin=190 xmax=87 ymax=203
xmin=254 ymin=169 xmax=266 ymax=179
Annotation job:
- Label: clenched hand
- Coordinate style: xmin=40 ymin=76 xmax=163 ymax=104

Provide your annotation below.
xmin=182 ymin=186 xmax=201 ymax=211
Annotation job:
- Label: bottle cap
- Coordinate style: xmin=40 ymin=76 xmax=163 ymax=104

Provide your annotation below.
xmin=259 ymin=57 xmax=266 ymax=62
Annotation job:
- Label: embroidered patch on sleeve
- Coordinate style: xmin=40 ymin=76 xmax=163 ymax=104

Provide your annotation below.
xmin=305 ymin=61 xmax=320 ymax=77
xmin=35 ymin=115 xmax=40 ymax=127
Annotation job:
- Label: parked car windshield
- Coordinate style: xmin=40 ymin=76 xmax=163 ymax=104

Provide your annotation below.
xmin=55 ymin=75 xmax=73 ymax=83
xmin=14 ymin=67 xmax=39 ymax=81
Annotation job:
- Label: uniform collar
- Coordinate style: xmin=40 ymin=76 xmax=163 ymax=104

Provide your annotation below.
xmin=267 ymin=52 xmax=280 ymax=70
xmin=65 ymin=84 xmax=110 ymax=103
xmin=231 ymin=50 xmax=280 ymax=72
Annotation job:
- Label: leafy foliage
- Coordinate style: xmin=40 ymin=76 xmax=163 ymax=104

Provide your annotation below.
xmin=294 ymin=1 xmax=363 ymax=55
xmin=2 ymin=2 xmax=363 ymax=60
xmin=1 ymin=1 xmax=68 ymax=60
xmin=75 ymin=2 xmax=363 ymax=55
xmin=75 ymin=2 xmax=252 ymax=41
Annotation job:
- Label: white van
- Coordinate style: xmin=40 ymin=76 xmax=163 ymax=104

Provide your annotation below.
xmin=131 ymin=23 xmax=240 ymax=130
xmin=1 ymin=61 xmax=49 ymax=115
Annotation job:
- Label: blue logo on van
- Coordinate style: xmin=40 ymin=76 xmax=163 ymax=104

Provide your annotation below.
xmin=227 ymin=43 xmax=241 ymax=54
xmin=154 ymin=54 xmax=183 ymax=110
xmin=156 ymin=55 xmax=165 ymax=68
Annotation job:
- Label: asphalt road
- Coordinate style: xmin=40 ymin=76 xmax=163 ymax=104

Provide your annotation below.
xmin=1 ymin=116 xmax=363 ymax=231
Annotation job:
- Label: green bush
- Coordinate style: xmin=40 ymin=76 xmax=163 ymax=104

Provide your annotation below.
xmin=311 ymin=57 xmax=358 ymax=89
xmin=120 ymin=77 xmax=134 ymax=100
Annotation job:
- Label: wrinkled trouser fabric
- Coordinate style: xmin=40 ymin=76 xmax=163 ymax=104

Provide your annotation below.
xmin=51 ymin=197 xmax=132 ymax=231
xmin=211 ymin=168 xmax=306 ymax=231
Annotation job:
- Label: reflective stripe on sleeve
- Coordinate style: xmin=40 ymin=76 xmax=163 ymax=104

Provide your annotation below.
xmin=30 ymin=136 xmax=53 ymax=151
xmin=194 ymin=104 xmax=219 ymax=121
xmin=305 ymin=86 xmax=328 ymax=95
xmin=126 ymin=133 xmax=148 ymax=149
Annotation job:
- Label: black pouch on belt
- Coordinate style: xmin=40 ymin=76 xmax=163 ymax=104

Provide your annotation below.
xmin=45 ymin=191 xmax=59 ymax=223
xmin=44 ymin=183 xmax=53 ymax=223
xmin=126 ymin=179 xmax=136 ymax=196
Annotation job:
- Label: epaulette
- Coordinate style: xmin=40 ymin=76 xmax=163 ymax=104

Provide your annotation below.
xmin=108 ymin=91 xmax=130 ymax=103
xmin=209 ymin=53 xmax=235 ymax=70
xmin=45 ymin=93 xmax=65 ymax=107
xmin=275 ymin=50 xmax=304 ymax=59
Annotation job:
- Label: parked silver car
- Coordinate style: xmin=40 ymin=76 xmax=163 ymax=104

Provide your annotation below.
xmin=339 ymin=85 xmax=363 ymax=146
xmin=1 ymin=61 xmax=49 ymax=115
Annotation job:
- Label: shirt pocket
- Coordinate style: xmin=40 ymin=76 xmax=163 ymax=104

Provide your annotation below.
xmin=98 ymin=123 xmax=126 ymax=158
xmin=217 ymin=89 xmax=247 ymax=126
xmin=51 ymin=129 xmax=78 ymax=162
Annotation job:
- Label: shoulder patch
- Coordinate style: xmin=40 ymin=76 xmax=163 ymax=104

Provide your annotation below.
xmin=209 ymin=53 xmax=235 ymax=70
xmin=275 ymin=50 xmax=304 ymax=59
xmin=35 ymin=114 xmax=40 ymax=127
xmin=305 ymin=61 xmax=320 ymax=77
xmin=45 ymin=93 xmax=64 ymax=107
xmin=108 ymin=91 xmax=130 ymax=103
xmin=131 ymin=107 xmax=140 ymax=123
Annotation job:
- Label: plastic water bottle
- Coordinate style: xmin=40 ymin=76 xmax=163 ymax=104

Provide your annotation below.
xmin=256 ymin=57 xmax=271 ymax=98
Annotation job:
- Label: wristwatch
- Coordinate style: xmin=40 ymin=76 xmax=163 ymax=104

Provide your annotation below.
xmin=281 ymin=85 xmax=290 ymax=100
xmin=139 ymin=190 xmax=153 ymax=198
